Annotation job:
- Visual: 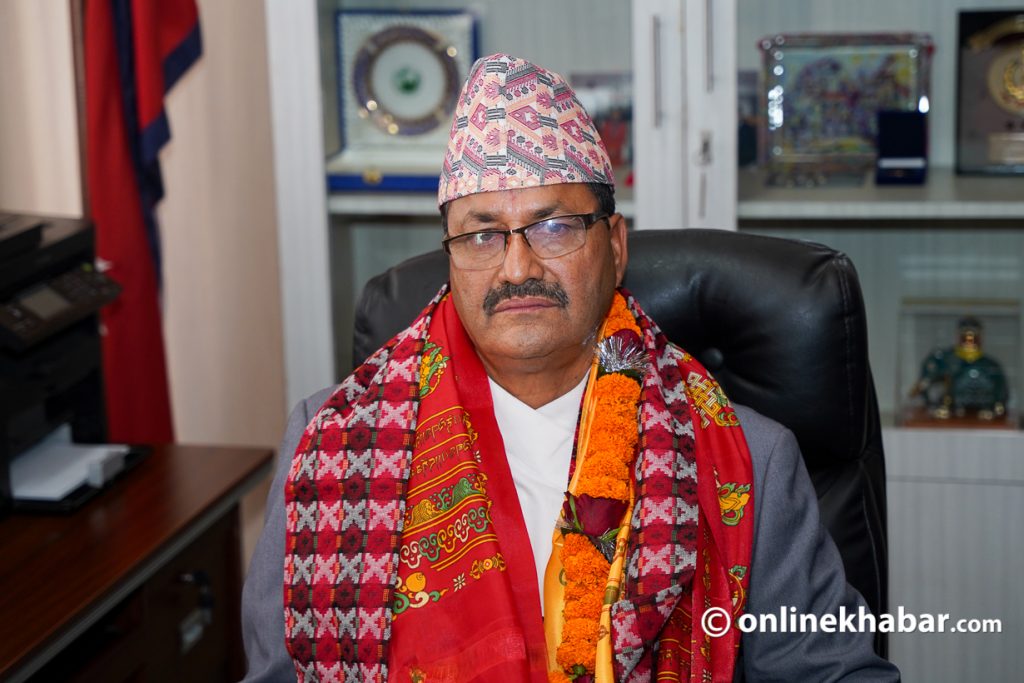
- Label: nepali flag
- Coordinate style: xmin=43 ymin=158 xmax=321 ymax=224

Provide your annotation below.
xmin=84 ymin=0 xmax=201 ymax=443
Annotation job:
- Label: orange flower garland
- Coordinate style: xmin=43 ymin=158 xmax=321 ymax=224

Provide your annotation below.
xmin=574 ymin=373 xmax=640 ymax=501
xmin=553 ymin=293 xmax=645 ymax=680
xmin=602 ymin=295 xmax=641 ymax=338
xmin=556 ymin=534 xmax=609 ymax=672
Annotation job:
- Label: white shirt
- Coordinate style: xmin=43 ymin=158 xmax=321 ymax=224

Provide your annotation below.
xmin=488 ymin=374 xmax=588 ymax=603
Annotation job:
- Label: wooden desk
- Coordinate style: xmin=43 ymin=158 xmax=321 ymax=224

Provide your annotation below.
xmin=0 ymin=444 xmax=273 ymax=682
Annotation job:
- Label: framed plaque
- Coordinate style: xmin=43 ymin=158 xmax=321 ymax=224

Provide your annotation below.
xmin=758 ymin=33 xmax=933 ymax=186
xmin=329 ymin=10 xmax=478 ymax=192
xmin=956 ymin=11 xmax=1024 ymax=175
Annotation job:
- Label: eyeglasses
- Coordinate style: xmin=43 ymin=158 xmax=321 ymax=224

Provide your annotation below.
xmin=442 ymin=212 xmax=610 ymax=270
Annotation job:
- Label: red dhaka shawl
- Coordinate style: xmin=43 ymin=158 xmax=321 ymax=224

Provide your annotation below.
xmin=283 ymin=287 xmax=753 ymax=682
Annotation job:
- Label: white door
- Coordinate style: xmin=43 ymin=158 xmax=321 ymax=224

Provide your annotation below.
xmin=631 ymin=0 xmax=737 ymax=231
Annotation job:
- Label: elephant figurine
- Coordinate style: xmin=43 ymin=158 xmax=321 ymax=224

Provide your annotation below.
xmin=909 ymin=316 xmax=1009 ymax=421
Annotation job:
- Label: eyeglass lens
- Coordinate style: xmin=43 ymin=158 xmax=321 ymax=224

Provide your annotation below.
xmin=447 ymin=215 xmax=589 ymax=269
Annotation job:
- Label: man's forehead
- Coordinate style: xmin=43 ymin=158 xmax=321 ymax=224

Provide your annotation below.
xmin=448 ymin=184 xmax=594 ymax=224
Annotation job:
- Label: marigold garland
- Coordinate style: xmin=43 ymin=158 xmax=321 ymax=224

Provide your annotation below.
xmin=602 ymin=294 xmax=641 ymax=337
xmin=553 ymin=293 xmax=645 ymax=680
xmin=575 ymin=374 xmax=640 ymax=501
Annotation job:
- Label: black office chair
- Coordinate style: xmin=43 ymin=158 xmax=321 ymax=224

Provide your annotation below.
xmin=352 ymin=228 xmax=889 ymax=657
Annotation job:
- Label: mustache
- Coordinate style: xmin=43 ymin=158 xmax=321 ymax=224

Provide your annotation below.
xmin=482 ymin=279 xmax=569 ymax=315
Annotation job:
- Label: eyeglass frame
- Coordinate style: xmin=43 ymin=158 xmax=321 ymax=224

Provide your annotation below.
xmin=441 ymin=211 xmax=611 ymax=269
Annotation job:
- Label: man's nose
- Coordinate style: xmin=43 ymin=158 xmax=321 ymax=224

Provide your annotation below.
xmin=499 ymin=232 xmax=545 ymax=284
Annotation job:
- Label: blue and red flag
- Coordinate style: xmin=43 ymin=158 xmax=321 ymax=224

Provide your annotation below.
xmin=84 ymin=0 xmax=201 ymax=443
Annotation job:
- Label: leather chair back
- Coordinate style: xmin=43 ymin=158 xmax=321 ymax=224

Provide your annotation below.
xmin=353 ymin=228 xmax=888 ymax=655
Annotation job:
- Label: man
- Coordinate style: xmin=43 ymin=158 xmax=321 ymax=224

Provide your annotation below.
xmin=242 ymin=54 xmax=899 ymax=682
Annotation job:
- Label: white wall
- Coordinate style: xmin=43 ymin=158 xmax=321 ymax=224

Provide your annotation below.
xmin=160 ymin=0 xmax=286 ymax=448
xmin=0 ymin=0 xmax=82 ymax=216
xmin=265 ymin=0 xmax=335 ymax=409
xmin=159 ymin=0 xmax=287 ymax=560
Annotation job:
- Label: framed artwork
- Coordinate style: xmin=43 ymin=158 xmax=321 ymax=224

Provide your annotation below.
xmin=758 ymin=33 xmax=933 ymax=186
xmin=328 ymin=10 xmax=478 ymax=192
xmin=956 ymin=11 xmax=1024 ymax=175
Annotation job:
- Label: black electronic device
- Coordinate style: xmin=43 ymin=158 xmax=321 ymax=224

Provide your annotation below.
xmin=876 ymin=110 xmax=928 ymax=185
xmin=0 ymin=264 xmax=120 ymax=351
xmin=0 ymin=214 xmax=117 ymax=516
xmin=0 ymin=213 xmax=44 ymax=261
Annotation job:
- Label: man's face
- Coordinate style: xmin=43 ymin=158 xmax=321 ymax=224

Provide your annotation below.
xmin=445 ymin=183 xmax=628 ymax=369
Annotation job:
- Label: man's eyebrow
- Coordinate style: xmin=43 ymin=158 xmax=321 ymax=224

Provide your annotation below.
xmin=526 ymin=203 xmax=565 ymax=221
xmin=461 ymin=202 xmax=570 ymax=228
xmin=463 ymin=209 xmax=499 ymax=224
xmin=464 ymin=203 xmax=566 ymax=224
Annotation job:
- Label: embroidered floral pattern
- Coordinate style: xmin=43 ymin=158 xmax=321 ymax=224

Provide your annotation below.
xmin=717 ymin=482 xmax=752 ymax=527
xmin=418 ymin=341 xmax=448 ymax=398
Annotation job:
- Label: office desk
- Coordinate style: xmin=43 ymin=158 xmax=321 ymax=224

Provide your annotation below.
xmin=0 ymin=444 xmax=273 ymax=682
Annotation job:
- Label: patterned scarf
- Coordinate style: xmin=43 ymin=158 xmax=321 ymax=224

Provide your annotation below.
xmin=284 ymin=286 xmax=753 ymax=682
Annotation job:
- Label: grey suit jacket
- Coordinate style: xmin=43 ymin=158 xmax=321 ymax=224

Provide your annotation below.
xmin=241 ymin=389 xmax=899 ymax=682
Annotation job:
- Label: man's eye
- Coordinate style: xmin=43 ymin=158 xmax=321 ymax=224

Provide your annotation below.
xmin=532 ymin=220 xmax=575 ymax=238
xmin=468 ymin=232 xmax=504 ymax=247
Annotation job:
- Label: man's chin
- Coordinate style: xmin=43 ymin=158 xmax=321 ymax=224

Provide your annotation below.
xmin=496 ymin=309 xmax=565 ymax=333
xmin=479 ymin=331 xmax=564 ymax=363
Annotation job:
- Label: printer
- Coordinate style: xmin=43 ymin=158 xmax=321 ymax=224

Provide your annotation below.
xmin=0 ymin=213 xmax=121 ymax=515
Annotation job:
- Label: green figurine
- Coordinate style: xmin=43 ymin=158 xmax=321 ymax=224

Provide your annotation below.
xmin=909 ymin=316 xmax=1009 ymax=421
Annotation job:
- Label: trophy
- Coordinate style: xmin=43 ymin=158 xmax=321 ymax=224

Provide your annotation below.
xmin=956 ymin=11 xmax=1024 ymax=174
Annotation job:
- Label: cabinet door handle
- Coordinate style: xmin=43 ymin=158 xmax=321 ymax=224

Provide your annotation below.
xmin=178 ymin=570 xmax=214 ymax=654
xmin=652 ymin=15 xmax=663 ymax=128
xmin=696 ymin=131 xmax=712 ymax=221
xmin=696 ymin=130 xmax=713 ymax=166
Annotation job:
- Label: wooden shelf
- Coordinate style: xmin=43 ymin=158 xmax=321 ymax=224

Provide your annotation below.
xmin=738 ymin=167 xmax=1024 ymax=221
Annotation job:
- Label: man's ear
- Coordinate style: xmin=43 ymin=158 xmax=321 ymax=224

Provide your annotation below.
xmin=608 ymin=213 xmax=629 ymax=286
